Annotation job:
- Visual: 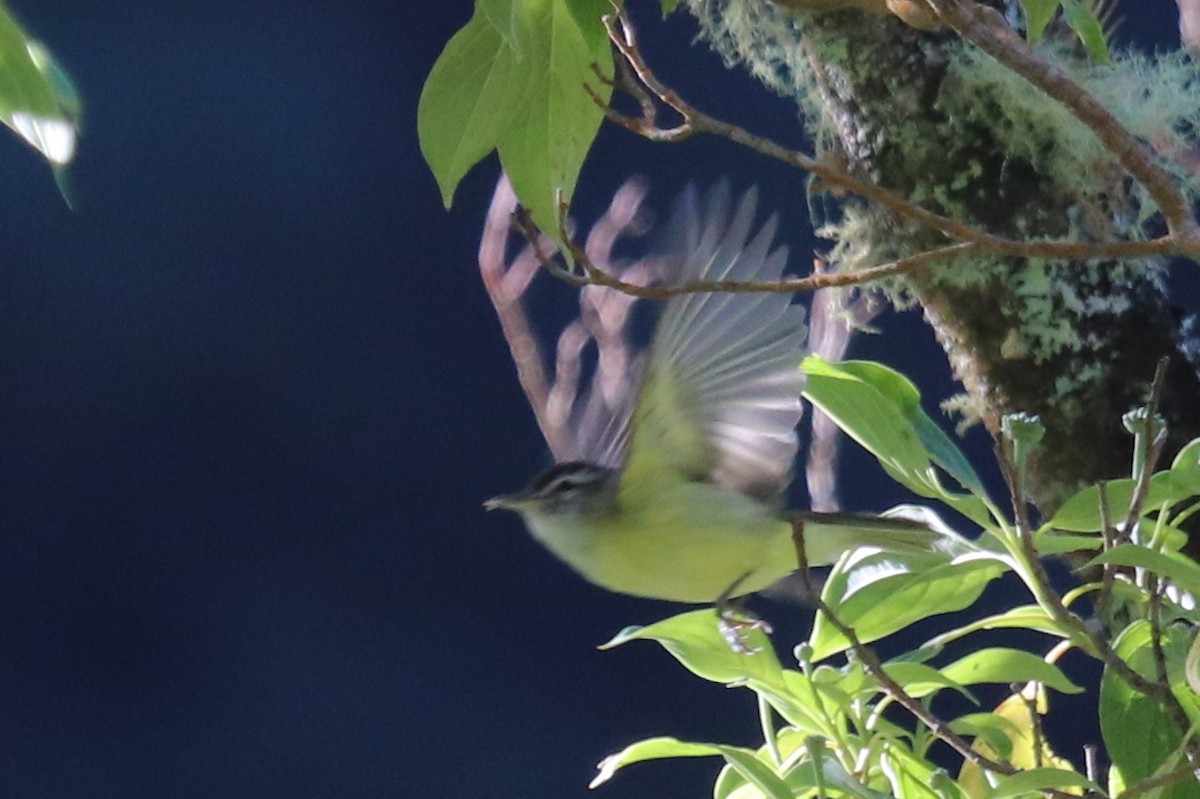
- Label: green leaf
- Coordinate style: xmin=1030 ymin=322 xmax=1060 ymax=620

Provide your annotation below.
xmin=0 ymin=6 xmax=79 ymax=174
xmin=418 ymin=10 xmax=529 ymax=208
xmin=1086 ymin=544 xmax=1200 ymax=599
xmin=811 ymin=752 xmax=896 ymax=799
xmin=477 ymin=0 xmax=530 ymax=58
xmin=592 ymin=737 xmax=791 ymax=799
xmin=802 ymin=356 xmax=932 ymax=480
xmin=801 ymin=357 xmax=992 ymax=525
xmin=497 ymin=0 xmax=612 ymax=234
xmin=882 ymin=661 xmax=976 ymax=701
xmin=1033 ymin=530 xmax=1102 ymax=555
xmin=1049 ymin=471 xmax=1198 ymax=532
xmin=879 ymin=747 xmax=958 ymax=799
xmin=810 ymin=551 xmax=1007 ymax=660
xmin=600 ymin=610 xmax=785 ymax=688
xmin=940 ymin=647 xmax=1083 ymax=694
xmin=1020 ymin=0 xmax=1060 ymax=41
xmin=923 ymin=604 xmax=1068 ymax=651
xmin=947 ymin=712 xmax=1023 ymax=760
xmin=1100 ymin=621 xmax=1200 ymax=799
xmin=750 ymin=673 xmax=835 ymax=736
xmin=836 ymin=361 xmax=987 ymax=498
xmin=992 ymin=767 xmax=1101 ymax=798
xmin=1170 ymin=438 xmax=1200 ymax=475
xmin=418 ymin=0 xmax=612 ymax=228
xmin=659 ymin=0 xmax=683 ymax=15
xmin=1060 ymin=0 xmax=1111 ymax=62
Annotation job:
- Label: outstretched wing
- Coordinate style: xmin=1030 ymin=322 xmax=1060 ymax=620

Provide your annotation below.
xmin=617 ymin=183 xmax=807 ymax=501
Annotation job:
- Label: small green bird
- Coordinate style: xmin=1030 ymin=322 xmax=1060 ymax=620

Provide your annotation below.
xmin=487 ymin=183 xmax=939 ymax=605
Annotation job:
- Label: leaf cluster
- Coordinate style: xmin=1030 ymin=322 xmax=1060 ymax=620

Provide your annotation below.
xmin=598 ymin=358 xmax=1200 ymax=799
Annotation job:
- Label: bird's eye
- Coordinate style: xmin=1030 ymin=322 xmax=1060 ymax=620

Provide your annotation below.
xmin=550 ymin=477 xmax=578 ymax=494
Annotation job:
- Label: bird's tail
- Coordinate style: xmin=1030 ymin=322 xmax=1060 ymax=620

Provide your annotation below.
xmin=789 ymin=505 xmax=959 ymax=567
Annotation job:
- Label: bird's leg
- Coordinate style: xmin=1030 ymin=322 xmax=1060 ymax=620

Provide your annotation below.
xmin=789 ymin=517 xmax=820 ymax=603
xmin=715 ymin=573 xmax=773 ymax=654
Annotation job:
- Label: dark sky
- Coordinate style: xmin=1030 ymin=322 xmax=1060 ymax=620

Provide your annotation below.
xmin=0 ymin=1 xmax=1191 ymax=797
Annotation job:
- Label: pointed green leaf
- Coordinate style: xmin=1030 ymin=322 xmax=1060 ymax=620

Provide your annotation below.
xmin=497 ymin=0 xmax=611 ymax=234
xmin=810 ymin=551 xmax=1006 ymax=660
xmin=1019 ymin=0 xmax=1060 ymax=41
xmin=940 ymin=647 xmax=1083 ymax=695
xmin=1060 ymin=0 xmax=1111 ymax=62
xmin=802 ymin=357 xmax=992 ymax=525
xmin=812 ymin=752 xmax=896 ymax=799
xmin=835 ymin=360 xmax=986 ymax=498
xmin=882 ymin=661 xmax=976 ymax=701
xmin=1033 ymin=530 xmax=1102 ymax=555
xmin=1049 ymin=470 xmax=1198 ymax=532
xmin=923 ymin=604 xmax=1069 ymax=651
xmin=1086 ymin=544 xmax=1200 ymax=599
xmin=592 ymin=737 xmax=790 ymax=799
xmin=0 ymin=7 xmax=79 ymax=173
xmin=418 ymin=10 xmax=529 ymax=208
xmin=992 ymin=767 xmax=1101 ymax=799
xmin=879 ymin=747 xmax=959 ymax=799
xmin=601 ymin=610 xmax=785 ymax=688
xmin=477 ymin=0 xmax=530 ymax=58
xmin=801 ymin=357 xmax=934 ymax=485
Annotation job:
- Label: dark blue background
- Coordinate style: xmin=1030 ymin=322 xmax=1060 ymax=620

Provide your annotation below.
xmin=0 ymin=1 xmax=1189 ymax=796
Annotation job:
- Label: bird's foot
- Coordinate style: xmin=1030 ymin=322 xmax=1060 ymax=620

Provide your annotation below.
xmin=717 ymin=608 xmax=773 ymax=655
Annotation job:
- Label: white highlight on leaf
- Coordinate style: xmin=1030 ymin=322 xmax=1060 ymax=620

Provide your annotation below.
xmin=10 ymin=112 xmax=74 ymax=164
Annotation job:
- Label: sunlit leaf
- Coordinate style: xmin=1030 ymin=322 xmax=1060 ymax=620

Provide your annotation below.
xmin=959 ymin=685 xmax=1078 ymax=797
xmin=992 ymin=767 xmax=1101 ymax=798
xmin=1049 ymin=472 xmax=1197 ymax=532
xmin=948 ymin=712 xmax=1023 ymax=761
xmin=592 ymin=737 xmax=790 ymax=799
xmin=1100 ymin=621 xmax=1200 ymax=799
xmin=879 ymin=747 xmax=960 ymax=799
xmin=810 ymin=551 xmax=1006 ymax=660
xmin=835 ymin=360 xmax=986 ymax=498
xmin=0 ymin=5 xmax=79 ymax=185
xmin=940 ymin=647 xmax=1082 ymax=695
xmin=477 ymin=0 xmax=530 ymax=58
xmin=1086 ymin=544 xmax=1200 ymax=599
xmin=922 ymin=604 xmax=1068 ymax=651
xmin=882 ymin=661 xmax=976 ymax=701
xmin=600 ymin=610 xmax=785 ymax=688
xmin=801 ymin=357 xmax=992 ymax=525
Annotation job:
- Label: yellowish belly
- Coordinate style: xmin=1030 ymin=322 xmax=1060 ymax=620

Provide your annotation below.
xmin=529 ymin=481 xmax=797 ymax=604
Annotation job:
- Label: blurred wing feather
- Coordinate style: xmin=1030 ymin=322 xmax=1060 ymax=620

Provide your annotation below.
xmin=619 ymin=183 xmax=807 ymax=500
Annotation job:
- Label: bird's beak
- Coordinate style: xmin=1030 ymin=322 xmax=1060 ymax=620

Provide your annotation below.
xmin=484 ymin=493 xmax=521 ymax=511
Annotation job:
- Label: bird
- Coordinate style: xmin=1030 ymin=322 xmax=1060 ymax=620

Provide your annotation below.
xmin=486 ymin=182 xmax=941 ymax=608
